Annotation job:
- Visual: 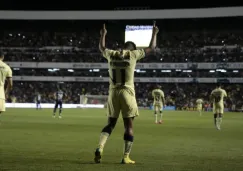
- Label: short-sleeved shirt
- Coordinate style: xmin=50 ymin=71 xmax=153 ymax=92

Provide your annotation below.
xmin=152 ymin=89 xmax=165 ymax=104
xmin=211 ymin=88 xmax=227 ymax=104
xmin=0 ymin=61 xmax=12 ymax=100
xmin=196 ymin=99 xmax=203 ymax=105
xmin=56 ymin=91 xmax=64 ymax=101
xmin=102 ymin=49 xmax=145 ymax=91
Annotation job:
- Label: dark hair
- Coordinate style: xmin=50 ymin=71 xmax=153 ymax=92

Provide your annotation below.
xmin=0 ymin=50 xmax=4 ymax=57
xmin=124 ymin=41 xmax=137 ymax=50
xmin=155 ymin=84 xmax=161 ymax=89
xmin=216 ymin=83 xmax=221 ymax=88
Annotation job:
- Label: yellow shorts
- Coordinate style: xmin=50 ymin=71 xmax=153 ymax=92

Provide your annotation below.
xmin=107 ymin=87 xmax=139 ymax=118
xmin=83 ymin=99 xmax=87 ymax=105
xmin=153 ymin=103 xmax=163 ymax=112
xmin=197 ymin=104 xmax=202 ymax=111
xmin=213 ymin=103 xmax=224 ymax=114
xmin=0 ymin=99 xmax=6 ymax=112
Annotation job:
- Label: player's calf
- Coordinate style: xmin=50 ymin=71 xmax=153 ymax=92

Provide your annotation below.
xmin=216 ymin=113 xmax=223 ymax=130
xmin=213 ymin=113 xmax=217 ymax=126
xmin=121 ymin=117 xmax=135 ymax=164
xmin=159 ymin=110 xmax=163 ymax=123
xmin=154 ymin=111 xmax=158 ymax=123
xmin=95 ymin=117 xmax=117 ymax=163
xmin=59 ymin=108 xmax=62 ymax=118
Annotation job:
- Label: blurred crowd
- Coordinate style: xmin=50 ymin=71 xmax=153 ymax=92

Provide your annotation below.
xmin=8 ymin=82 xmax=243 ymax=111
xmin=0 ymin=19 xmax=242 ymax=110
xmin=1 ymin=40 xmax=243 ymax=63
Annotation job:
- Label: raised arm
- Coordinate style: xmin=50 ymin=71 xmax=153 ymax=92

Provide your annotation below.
xmin=144 ymin=21 xmax=159 ymax=54
xmin=99 ymin=24 xmax=107 ymax=53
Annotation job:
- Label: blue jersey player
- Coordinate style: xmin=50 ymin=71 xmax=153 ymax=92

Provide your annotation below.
xmin=53 ymin=89 xmax=64 ymax=118
xmin=36 ymin=93 xmax=41 ymax=110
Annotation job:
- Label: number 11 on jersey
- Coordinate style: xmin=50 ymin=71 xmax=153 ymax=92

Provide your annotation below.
xmin=112 ymin=69 xmax=125 ymax=85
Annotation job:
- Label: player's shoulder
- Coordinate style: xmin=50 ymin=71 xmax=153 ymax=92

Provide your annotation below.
xmin=153 ymin=88 xmax=159 ymax=92
xmin=130 ymin=49 xmax=145 ymax=56
xmin=219 ymin=88 xmax=226 ymax=92
xmin=1 ymin=61 xmax=11 ymax=70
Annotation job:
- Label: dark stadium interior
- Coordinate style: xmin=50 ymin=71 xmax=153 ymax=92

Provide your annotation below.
xmin=0 ymin=17 xmax=242 ymax=109
xmin=1 ymin=5 xmax=243 ymax=171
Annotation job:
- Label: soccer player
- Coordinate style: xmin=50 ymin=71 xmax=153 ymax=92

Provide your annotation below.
xmin=0 ymin=51 xmax=13 ymax=115
xmin=152 ymin=85 xmax=165 ymax=124
xmin=94 ymin=22 xmax=159 ymax=164
xmin=210 ymin=84 xmax=227 ymax=130
xmin=196 ymin=98 xmax=203 ymax=116
xmin=36 ymin=93 xmax=42 ymax=110
xmin=53 ymin=88 xmax=64 ymax=118
xmin=82 ymin=93 xmax=88 ymax=109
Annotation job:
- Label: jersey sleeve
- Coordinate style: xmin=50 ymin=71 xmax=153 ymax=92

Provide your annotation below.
xmin=152 ymin=90 xmax=155 ymax=97
xmin=102 ymin=49 xmax=116 ymax=60
xmin=224 ymin=90 xmax=227 ymax=97
xmin=133 ymin=49 xmax=146 ymax=61
xmin=6 ymin=66 xmax=12 ymax=78
xmin=161 ymin=91 xmax=165 ymax=97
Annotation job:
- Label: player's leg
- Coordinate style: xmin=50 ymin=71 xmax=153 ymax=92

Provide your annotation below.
xmin=120 ymin=89 xmax=138 ymax=164
xmin=122 ymin=117 xmax=135 ymax=164
xmin=53 ymin=102 xmax=58 ymax=117
xmin=216 ymin=105 xmax=224 ymax=130
xmin=59 ymin=102 xmax=62 ymax=118
xmin=94 ymin=89 xmax=120 ymax=163
xmin=154 ymin=105 xmax=158 ymax=123
xmin=36 ymin=101 xmax=38 ymax=110
xmin=213 ymin=104 xmax=217 ymax=127
xmin=0 ymin=100 xmax=5 ymax=124
xmin=95 ymin=117 xmax=118 ymax=163
xmin=159 ymin=105 xmax=163 ymax=123
xmin=39 ymin=101 xmax=41 ymax=109
xmin=198 ymin=105 xmax=202 ymax=116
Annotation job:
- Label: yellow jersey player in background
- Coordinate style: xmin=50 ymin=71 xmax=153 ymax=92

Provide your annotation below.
xmin=152 ymin=85 xmax=165 ymax=124
xmin=210 ymin=84 xmax=227 ymax=130
xmin=196 ymin=98 xmax=203 ymax=116
xmin=82 ymin=93 xmax=88 ymax=109
xmin=0 ymin=51 xmax=13 ymax=116
xmin=94 ymin=22 xmax=159 ymax=164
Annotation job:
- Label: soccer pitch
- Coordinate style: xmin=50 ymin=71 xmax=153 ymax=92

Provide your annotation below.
xmin=1 ymin=109 xmax=243 ymax=171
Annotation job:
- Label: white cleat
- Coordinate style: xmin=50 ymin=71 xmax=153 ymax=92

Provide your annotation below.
xmin=59 ymin=116 xmax=62 ymax=119
xmin=53 ymin=115 xmax=56 ymax=118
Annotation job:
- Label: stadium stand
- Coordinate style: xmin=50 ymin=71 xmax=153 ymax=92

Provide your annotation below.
xmin=0 ymin=9 xmax=243 ymax=111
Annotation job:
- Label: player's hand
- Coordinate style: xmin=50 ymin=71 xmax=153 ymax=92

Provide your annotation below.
xmin=152 ymin=21 xmax=159 ymax=35
xmin=100 ymin=24 xmax=107 ymax=36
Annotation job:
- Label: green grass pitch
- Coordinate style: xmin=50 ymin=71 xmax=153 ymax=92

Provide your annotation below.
xmin=1 ymin=108 xmax=243 ymax=171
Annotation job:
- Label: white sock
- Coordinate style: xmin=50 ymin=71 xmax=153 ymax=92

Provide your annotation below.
xmin=217 ymin=118 xmax=222 ymax=127
xmin=98 ymin=132 xmax=109 ymax=150
xmin=155 ymin=114 xmax=157 ymax=123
